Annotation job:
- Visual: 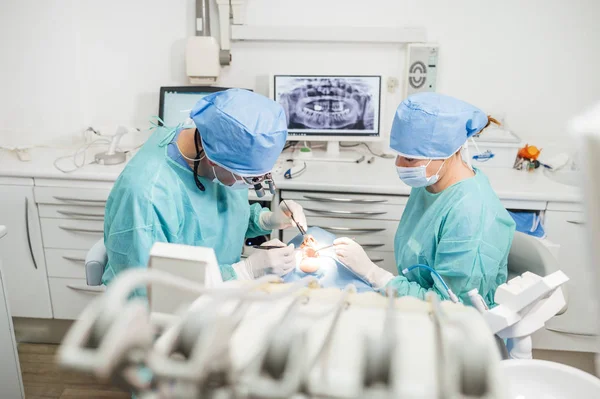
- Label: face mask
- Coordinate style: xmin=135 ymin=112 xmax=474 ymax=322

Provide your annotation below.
xmin=396 ymin=159 xmax=446 ymax=188
xmin=212 ymin=166 xmax=250 ymax=190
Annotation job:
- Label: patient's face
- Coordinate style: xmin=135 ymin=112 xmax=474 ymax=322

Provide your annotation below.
xmin=299 ymin=254 xmax=320 ymax=273
xmin=296 ymin=248 xmax=335 ymax=273
xmin=295 ymin=235 xmax=336 ymax=273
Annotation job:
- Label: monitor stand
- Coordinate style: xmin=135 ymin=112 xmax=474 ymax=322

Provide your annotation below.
xmin=297 ymin=141 xmax=362 ymax=163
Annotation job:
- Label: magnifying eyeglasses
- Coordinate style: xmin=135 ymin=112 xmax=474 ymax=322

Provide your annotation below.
xmin=243 ymin=173 xmax=276 ymax=198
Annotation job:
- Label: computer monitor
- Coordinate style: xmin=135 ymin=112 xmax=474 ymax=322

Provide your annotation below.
xmin=270 ymin=75 xmax=382 ymax=156
xmin=158 ymin=86 xmax=231 ymax=127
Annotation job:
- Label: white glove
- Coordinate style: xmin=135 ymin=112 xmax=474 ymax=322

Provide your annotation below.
xmin=334 ymin=237 xmax=394 ymax=289
xmin=233 ymin=239 xmax=296 ymax=280
xmin=259 ymin=200 xmax=308 ymax=231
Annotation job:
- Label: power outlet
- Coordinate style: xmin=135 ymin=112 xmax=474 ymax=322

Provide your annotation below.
xmin=404 ymin=44 xmax=439 ymax=97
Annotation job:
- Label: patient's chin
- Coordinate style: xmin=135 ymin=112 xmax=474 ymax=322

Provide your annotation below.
xmin=299 ymin=257 xmax=320 ymax=273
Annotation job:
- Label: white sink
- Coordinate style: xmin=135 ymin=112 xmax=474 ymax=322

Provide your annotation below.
xmin=544 ymin=169 xmax=582 ymax=187
xmin=502 ymin=359 xmax=600 ymax=399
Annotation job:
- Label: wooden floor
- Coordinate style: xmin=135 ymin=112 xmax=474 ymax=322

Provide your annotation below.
xmin=16 ymin=344 xmax=598 ymax=398
xmin=18 ymin=343 xmax=129 ymax=399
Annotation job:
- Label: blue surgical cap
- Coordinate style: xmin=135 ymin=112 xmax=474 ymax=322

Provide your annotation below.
xmin=190 ymin=88 xmax=288 ymax=176
xmin=390 ymin=92 xmax=488 ymax=159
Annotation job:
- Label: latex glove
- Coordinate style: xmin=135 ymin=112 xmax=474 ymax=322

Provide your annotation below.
xmin=259 ymin=200 xmax=308 ymax=231
xmin=233 ymin=239 xmax=296 ymax=279
xmin=334 ymin=237 xmax=393 ymax=289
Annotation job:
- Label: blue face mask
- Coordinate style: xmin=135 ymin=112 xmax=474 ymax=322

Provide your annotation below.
xmin=212 ymin=166 xmax=250 ymax=190
xmin=396 ymin=159 xmax=445 ymax=188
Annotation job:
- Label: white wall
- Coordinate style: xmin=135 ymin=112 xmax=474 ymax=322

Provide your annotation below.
xmin=1 ymin=0 xmax=599 ymax=148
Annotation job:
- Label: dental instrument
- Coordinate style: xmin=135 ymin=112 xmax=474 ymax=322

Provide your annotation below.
xmin=401 ymin=264 xmax=459 ymax=303
xmin=283 ymin=161 xmax=307 ymax=179
xmin=314 ymin=244 xmax=335 ymax=253
xmin=57 ymin=240 xmax=585 ymax=398
xmin=282 ymin=199 xmax=306 ymax=236
xmin=251 ymin=245 xmax=287 ymax=250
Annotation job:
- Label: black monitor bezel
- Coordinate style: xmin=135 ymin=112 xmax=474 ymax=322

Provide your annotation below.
xmin=272 ymin=74 xmax=382 ymax=138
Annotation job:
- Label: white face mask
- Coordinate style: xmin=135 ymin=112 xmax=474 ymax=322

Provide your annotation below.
xmin=212 ymin=166 xmax=250 ymax=190
xmin=396 ymin=159 xmax=446 ymax=188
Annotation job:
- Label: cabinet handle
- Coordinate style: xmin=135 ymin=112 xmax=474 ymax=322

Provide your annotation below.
xmin=53 ymin=196 xmax=106 ymax=204
xmin=360 ymin=243 xmax=385 ymax=249
xmin=370 ymin=258 xmax=384 ymax=263
xmin=566 ymin=220 xmax=585 ymax=225
xmin=546 ymin=327 xmax=596 ymax=336
xmin=67 ymin=284 xmax=105 ymax=293
xmin=62 ymin=256 xmax=86 ymax=263
xmin=24 ymin=197 xmax=38 ymax=270
xmin=303 ymin=195 xmax=387 ymax=204
xmin=57 ymin=210 xmax=105 ymax=218
xmin=317 ymin=226 xmax=385 ymax=234
xmin=304 ymin=208 xmax=387 ymax=216
xmin=59 ymin=226 xmax=104 ymax=234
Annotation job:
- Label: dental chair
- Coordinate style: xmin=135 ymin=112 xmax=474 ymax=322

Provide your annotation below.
xmin=507 ymin=232 xmax=567 ymax=310
xmin=85 ymin=239 xmax=107 ymax=286
xmin=508 ymin=232 xmax=555 ymax=279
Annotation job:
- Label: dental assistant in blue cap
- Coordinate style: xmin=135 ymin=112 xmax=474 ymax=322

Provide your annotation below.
xmin=102 ymin=89 xmax=307 ymax=293
xmin=334 ymin=93 xmax=515 ymax=307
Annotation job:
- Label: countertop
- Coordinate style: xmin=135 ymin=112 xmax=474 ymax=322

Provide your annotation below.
xmin=0 ymin=146 xmax=582 ymax=204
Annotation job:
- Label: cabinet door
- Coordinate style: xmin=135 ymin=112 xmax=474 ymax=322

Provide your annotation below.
xmin=0 ymin=267 xmax=24 ymax=398
xmin=544 ymin=210 xmax=596 ymax=335
xmin=0 ymin=185 xmax=53 ymax=318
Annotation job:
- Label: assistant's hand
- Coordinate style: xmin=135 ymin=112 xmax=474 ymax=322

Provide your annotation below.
xmin=259 ymin=200 xmax=308 ymax=231
xmin=334 ymin=237 xmax=393 ymax=289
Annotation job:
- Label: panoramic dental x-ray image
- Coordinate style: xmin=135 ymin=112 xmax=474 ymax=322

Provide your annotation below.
xmin=276 ymin=76 xmax=379 ymax=133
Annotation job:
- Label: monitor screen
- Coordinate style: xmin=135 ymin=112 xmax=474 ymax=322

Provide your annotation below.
xmin=273 ymin=75 xmax=381 ymax=137
xmin=158 ymin=86 xmax=231 ymax=127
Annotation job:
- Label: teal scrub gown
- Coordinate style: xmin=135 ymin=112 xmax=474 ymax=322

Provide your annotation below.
xmin=102 ymin=126 xmax=271 ymax=296
xmin=388 ymin=168 xmax=516 ymax=307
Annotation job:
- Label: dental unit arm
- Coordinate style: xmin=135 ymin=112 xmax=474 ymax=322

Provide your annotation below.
xmin=472 ymin=270 xmax=569 ymax=360
xmin=58 ymin=242 xmax=514 ymax=398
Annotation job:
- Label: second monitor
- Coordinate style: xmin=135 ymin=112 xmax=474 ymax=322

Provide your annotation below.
xmin=159 ymin=86 xmax=233 ymax=127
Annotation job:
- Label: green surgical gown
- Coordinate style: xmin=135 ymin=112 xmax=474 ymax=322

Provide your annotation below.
xmin=388 ymin=168 xmax=515 ymax=307
xmin=102 ymin=127 xmax=271 ymax=295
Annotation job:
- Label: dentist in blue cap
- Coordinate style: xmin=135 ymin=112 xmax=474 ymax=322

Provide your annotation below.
xmin=103 ymin=89 xmax=307 ymax=295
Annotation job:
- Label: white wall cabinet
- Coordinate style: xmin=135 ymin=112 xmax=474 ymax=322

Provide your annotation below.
xmin=543 ymin=209 xmax=596 ymax=336
xmin=0 ymin=181 xmax=53 ymax=318
xmin=0 ymin=226 xmax=25 ymax=398
xmin=532 ymin=206 xmax=598 ymax=353
xmin=33 ymin=183 xmax=111 ymax=320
